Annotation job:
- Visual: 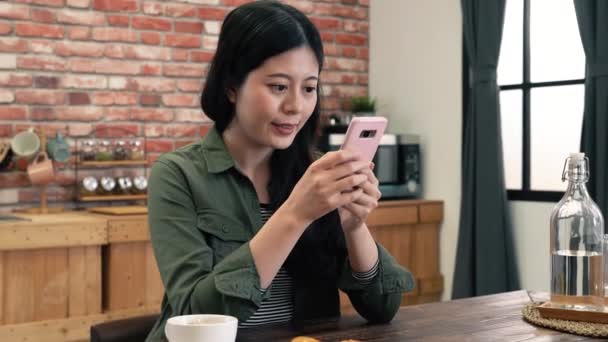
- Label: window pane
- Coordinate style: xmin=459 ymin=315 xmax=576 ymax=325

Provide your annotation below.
xmin=498 ymin=0 xmax=523 ymax=86
xmin=501 ymin=90 xmax=523 ymax=190
xmin=531 ymin=85 xmax=584 ymax=191
xmin=530 ymin=0 xmax=585 ymax=82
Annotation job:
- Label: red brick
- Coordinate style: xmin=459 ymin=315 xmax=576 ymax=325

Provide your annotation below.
xmin=311 ymin=17 xmax=341 ymax=30
xmin=166 ymin=3 xmax=197 ymax=17
xmin=177 ymin=79 xmax=202 ymax=92
xmin=124 ymin=45 xmax=171 ymax=61
xmin=55 ymin=171 xmax=76 ymax=186
xmin=15 ymin=23 xmax=64 ymax=39
xmin=17 ymin=56 xmax=65 ymax=71
xmin=142 ymin=2 xmax=162 ymax=15
xmin=198 ymin=7 xmax=227 ymax=20
xmin=132 ymin=17 xmax=171 ymax=31
xmin=140 ymin=32 xmax=161 ymax=45
xmin=333 ymin=6 xmax=367 ymax=19
xmin=140 ymin=63 xmax=162 ymax=76
xmin=358 ymin=47 xmax=368 ymax=60
xmin=29 ymin=107 xmax=55 ymax=120
xmin=203 ymin=21 xmax=220 ymax=35
xmin=357 ymin=74 xmax=368 ymax=85
xmin=91 ymin=92 xmax=137 ymax=105
xmin=92 ymin=27 xmax=137 ymax=42
xmin=0 ymin=173 xmax=30 ymax=187
xmin=57 ymin=9 xmax=105 ymax=25
xmin=15 ymin=124 xmax=68 ymax=137
xmin=34 ymin=75 xmax=60 ymax=88
xmin=55 ymin=41 xmax=105 ymax=57
xmin=29 ymin=39 xmax=55 ymax=54
xmin=176 ymin=109 xmax=206 ymax=123
xmin=163 ymin=63 xmax=206 ymax=77
xmin=95 ymin=124 xmax=139 ymax=138
xmin=103 ymin=45 xmax=125 ymax=58
xmin=67 ymin=0 xmax=90 ymax=8
xmin=172 ymin=49 xmax=188 ymax=62
xmin=15 ymin=90 xmax=64 ymax=105
xmin=68 ymin=58 xmax=94 ymax=72
xmin=62 ymin=75 xmax=107 ymax=89
xmin=336 ymin=33 xmax=366 ymax=45
xmin=221 ymin=0 xmax=253 ymax=6
xmin=0 ymin=38 xmax=27 ymax=52
xmin=313 ymin=3 xmax=333 ymax=16
xmin=0 ymin=4 xmax=30 ymax=20
xmin=26 ymin=0 xmax=65 ymax=7
xmin=106 ymin=107 xmax=130 ymax=120
xmin=68 ymin=123 xmax=93 ymax=137
xmin=107 ymin=14 xmax=129 ymax=27
xmin=146 ymin=139 xmax=173 ymax=153
xmin=93 ymin=0 xmax=137 ymax=12
xmin=342 ymin=46 xmax=357 ymax=58
xmin=0 ymin=22 xmax=11 ymax=35
xmin=166 ymin=124 xmax=198 ymax=137
xmin=140 ymin=94 xmax=161 ymax=106
xmin=31 ymin=9 xmax=55 ymax=23
xmin=0 ymin=124 xmax=13 ymax=137
xmin=175 ymin=21 xmax=203 ymax=34
xmin=144 ymin=124 xmax=164 ymax=137
xmin=133 ymin=78 xmax=175 ymax=92
xmin=165 ymin=34 xmax=201 ymax=48
xmin=147 ymin=154 xmax=159 ymax=165
xmin=0 ymin=89 xmax=13 ymax=103
xmin=326 ymin=57 xmax=366 ymax=72
xmin=190 ymin=50 xmax=214 ymax=63
xmin=131 ymin=108 xmax=174 ymax=122
xmin=0 ymin=72 xmax=32 ymax=87
xmin=282 ymin=0 xmax=313 ymax=14
xmin=202 ymin=36 xmax=218 ymax=50
xmin=199 ymin=124 xmax=211 ymax=137
xmin=68 ymin=92 xmax=90 ymax=105
xmin=359 ymin=0 xmax=369 ymax=6
xmin=68 ymin=26 xmax=91 ymax=40
xmin=341 ymin=0 xmax=357 ymax=4
xmin=162 ymin=94 xmax=198 ymax=107
xmin=56 ymin=106 xmax=103 ymax=121
xmin=321 ymin=31 xmax=334 ymax=43
xmin=0 ymin=107 xmax=27 ymax=120
xmin=96 ymin=60 xmax=140 ymax=75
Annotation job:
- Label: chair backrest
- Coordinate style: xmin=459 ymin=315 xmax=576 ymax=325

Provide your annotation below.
xmin=90 ymin=314 xmax=159 ymax=342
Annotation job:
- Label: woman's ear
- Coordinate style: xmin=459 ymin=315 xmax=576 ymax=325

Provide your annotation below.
xmin=227 ymin=88 xmax=236 ymax=103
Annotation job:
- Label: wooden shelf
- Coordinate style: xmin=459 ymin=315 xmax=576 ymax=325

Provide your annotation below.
xmin=79 ymin=194 xmax=147 ymax=202
xmin=78 ymin=160 xmax=147 ymax=167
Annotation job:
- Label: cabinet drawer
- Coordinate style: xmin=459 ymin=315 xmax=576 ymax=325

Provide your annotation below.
xmin=368 ymin=205 xmax=418 ymax=226
xmin=107 ymin=219 xmax=150 ymax=243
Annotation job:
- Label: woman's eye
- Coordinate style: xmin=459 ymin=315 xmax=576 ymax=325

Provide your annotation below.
xmin=305 ymin=86 xmax=317 ymax=93
xmin=270 ymin=84 xmax=287 ymax=92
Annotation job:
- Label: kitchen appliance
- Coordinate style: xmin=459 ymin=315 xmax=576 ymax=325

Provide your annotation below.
xmin=325 ymin=132 xmax=421 ymax=199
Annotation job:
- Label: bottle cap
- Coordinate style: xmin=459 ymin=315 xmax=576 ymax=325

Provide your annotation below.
xmin=570 ymin=152 xmax=585 ymax=160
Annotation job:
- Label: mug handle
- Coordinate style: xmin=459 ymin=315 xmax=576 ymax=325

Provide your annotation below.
xmin=34 ymin=152 xmax=49 ymax=164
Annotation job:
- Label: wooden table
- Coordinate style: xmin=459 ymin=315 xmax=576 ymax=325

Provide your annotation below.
xmin=237 ymin=291 xmax=595 ymax=342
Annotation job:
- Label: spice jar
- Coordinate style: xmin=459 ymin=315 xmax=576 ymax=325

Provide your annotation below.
xmin=99 ymin=176 xmax=116 ymax=194
xmin=113 ymin=140 xmax=129 ymax=160
xmin=130 ymin=139 xmax=144 ymax=161
xmin=81 ymin=140 xmax=96 ymax=161
xmin=95 ymin=140 xmax=112 ymax=161
xmin=133 ymin=175 xmax=148 ymax=194
xmin=79 ymin=176 xmax=98 ymax=196
xmin=117 ymin=177 xmax=133 ymax=194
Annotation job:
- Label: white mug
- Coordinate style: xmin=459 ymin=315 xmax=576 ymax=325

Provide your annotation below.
xmin=165 ymin=314 xmax=238 ymax=342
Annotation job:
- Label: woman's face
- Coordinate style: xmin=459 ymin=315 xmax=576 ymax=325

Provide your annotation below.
xmin=227 ymin=46 xmax=320 ymax=150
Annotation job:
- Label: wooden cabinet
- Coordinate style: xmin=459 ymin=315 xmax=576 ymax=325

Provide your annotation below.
xmin=340 ymin=200 xmax=444 ymax=313
xmin=0 ymin=199 xmax=443 ymax=342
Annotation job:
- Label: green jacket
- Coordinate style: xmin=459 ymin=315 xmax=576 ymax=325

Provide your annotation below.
xmin=145 ymin=127 xmax=414 ymax=342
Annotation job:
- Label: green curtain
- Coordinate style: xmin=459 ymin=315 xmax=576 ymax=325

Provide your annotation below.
xmin=575 ymin=0 xmax=608 ymax=224
xmin=453 ymin=0 xmax=520 ymax=299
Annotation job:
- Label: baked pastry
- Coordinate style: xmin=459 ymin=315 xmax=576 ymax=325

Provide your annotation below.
xmin=291 ymin=337 xmax=320 ymax=342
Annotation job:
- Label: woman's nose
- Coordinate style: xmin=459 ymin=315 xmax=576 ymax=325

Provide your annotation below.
xmin=282 ymin=90 xmax=303 ymax=114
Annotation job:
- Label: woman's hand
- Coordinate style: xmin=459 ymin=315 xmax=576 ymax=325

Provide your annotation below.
xmin=283 ymin=150 xmax=370 ymax=227
xmin=338 ymin=162 xmax=381 ymax=232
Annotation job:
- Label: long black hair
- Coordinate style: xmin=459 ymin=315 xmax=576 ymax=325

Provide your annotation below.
xmin=201 ymin=1 xmax=346 ymax=284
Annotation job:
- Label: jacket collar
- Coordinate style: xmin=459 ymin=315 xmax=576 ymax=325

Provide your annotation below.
xmin=200 ymin=126 xmax=235 ymax=174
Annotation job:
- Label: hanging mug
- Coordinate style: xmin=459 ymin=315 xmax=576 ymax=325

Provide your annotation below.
xmin=0 ymin=141 xmax=13 ymax=171
xmin=27 ymin=152 xmax=55 ymax=185
xmin=47 ymin=132 xmax=70 ymax=163
xmin=11 ymin=127 xmax=40 ymax=171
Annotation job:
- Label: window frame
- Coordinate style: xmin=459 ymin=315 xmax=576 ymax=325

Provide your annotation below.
xmin=463 ymin=0 xmax=586 ymax=202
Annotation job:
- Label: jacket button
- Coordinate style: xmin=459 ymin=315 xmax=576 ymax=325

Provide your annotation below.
xmin=221 ymin=225 xmax=228 ymax=233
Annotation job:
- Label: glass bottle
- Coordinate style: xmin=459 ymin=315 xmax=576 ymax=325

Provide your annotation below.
xmin=550 ymin=153 xmax=604 ymax=311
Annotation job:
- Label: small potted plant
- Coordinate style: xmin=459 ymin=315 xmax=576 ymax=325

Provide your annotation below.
xmin=350 ymin=96 xmax=376 ymax=116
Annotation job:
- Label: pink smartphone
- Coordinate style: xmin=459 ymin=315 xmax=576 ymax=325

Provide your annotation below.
xmin=340 ymin=116 xmax=388 ymax=162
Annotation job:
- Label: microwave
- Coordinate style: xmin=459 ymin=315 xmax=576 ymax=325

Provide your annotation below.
xmin=325 ymin=133 xmax=422 ymax=199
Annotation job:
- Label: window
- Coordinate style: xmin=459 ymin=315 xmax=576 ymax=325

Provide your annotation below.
xmin=498 ymin=0 xmax=586 ymax=201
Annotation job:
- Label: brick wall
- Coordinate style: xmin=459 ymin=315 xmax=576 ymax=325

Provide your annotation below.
xmin=0 ymin=0 xmax=369 ymax=211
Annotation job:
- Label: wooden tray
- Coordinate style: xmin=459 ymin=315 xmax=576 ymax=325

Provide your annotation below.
xmin=87 ymin=205 xmax=148 ymax=215
xmin=537 ymin=302 xmax=608 ymax=324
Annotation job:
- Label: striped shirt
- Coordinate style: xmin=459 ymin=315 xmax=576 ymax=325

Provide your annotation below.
xmin=239 ymin=204 xmax=379 ymax=327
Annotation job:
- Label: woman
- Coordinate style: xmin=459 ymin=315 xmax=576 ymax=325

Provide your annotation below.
xmin=146 ymin=1 xmax=413 ymax=341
